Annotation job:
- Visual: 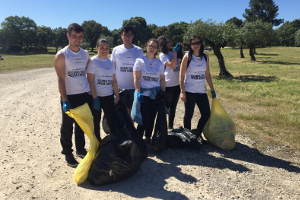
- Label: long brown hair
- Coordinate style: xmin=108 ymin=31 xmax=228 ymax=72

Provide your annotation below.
xmin=187 ymin=35 xmax=204 ymax=66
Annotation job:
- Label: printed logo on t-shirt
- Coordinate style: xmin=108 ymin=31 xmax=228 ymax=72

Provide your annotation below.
xmin=197 ymin=61 xmax=201 ymax=65
xmin=143 ymin=76 xmax=159 ymax=82
xmin=105 ymin=65 xmax=109 ymax=69
xmin=68 ymin=70 xmax=85 ymax=77
xmin=126 ymin=53 xmax=131 ymax=58
xmin=76 ymin=58 xmax=81 ymax=63
xmin=191 ymin=74 xmax=205 ymax=80
xmin=97 ymin=79 xmax=112 ymax=85
xmin=149 ymin=63 xmax=153 ymax=68
xmin=120 ymin=67 xmax=133 ymax=72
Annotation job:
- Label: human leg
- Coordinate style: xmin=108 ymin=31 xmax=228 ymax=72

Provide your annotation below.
xmin=168 ymin=85 xmax=180 ymax=129
xmin=183 ymin=92 xmax=197 ymax=130
xmin=144 ymin=98 xmax=158 ymax=139
xmin=195 ymin=93 xmax=211 ymax=134
xmin=101 ymin=94 xmax=115 ymax=134
xmin=137 ymin=96 xmax=151 ymax=138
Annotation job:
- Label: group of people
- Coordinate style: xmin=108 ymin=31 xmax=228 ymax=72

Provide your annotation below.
xmin=54 ymin=23 xmax=216 ymax=167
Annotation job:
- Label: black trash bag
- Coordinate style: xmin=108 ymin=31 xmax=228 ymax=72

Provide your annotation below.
xmin=88 ymin=100 xmax=147 ymax=186
xmin=151 ymin=91 xmax=170 ymax=153
xmin=102 ymin=115 xmax=110 ymax=134
xmin=167 ymin=126 xmax=203 ymax=150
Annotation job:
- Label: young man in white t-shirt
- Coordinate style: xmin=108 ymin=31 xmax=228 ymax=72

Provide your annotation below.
xmin=54 ymin=23 xmax=90 ymax=167
xmin=111 ymin=26 xmax=144 ymax=117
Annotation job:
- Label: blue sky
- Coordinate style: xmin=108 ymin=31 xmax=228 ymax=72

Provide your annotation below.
xmin=1 ymin=0 xmax=299 ymax=30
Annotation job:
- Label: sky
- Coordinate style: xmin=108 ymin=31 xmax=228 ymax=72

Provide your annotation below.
xmin=1 ymin=0 xmax=299 ymax=31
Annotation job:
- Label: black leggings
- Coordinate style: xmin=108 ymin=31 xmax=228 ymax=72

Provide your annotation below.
xmin=184 ymin=92 xmax=210 ymax=134
xmin=89 ymin=94 xmax=115 ymax=142
xmin=137 ymin=96 xmax=158 ymax=138
xmin=165 ymin=85 xmax=180 ymax=129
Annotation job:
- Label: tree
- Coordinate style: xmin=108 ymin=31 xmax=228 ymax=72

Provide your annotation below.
xmin=295 ymin=29 xmax=300 ymax=46
xmin=81 ymin=20 xmax=109 ymax=52
xmin=122 ymin=17 xmax=150 ymax=46
xmin=53 ymin=27 xmax=68 ymax=53
xmin=184 ymin=19 xmax=238 ymax=77
xmin=240 ymin=20 xmax=274 ymax=61
xmin=110 ymin=29 xmax=122 ymax=47
xmin=226 ymin=17 xmax=245 ymax=58
xmin=152 ymin=26 xmax=167 ymax=38
xmin=99 ymin=34 xmax=114 ymax=48
xmin=0 ymin=28 xmax=12 ymax=51
xmin=166 ymin=22 xmax=189 ymax=45
xmin=1 ymin=16 xmax=37 ymax=50
xmin=147 ymin=24 xmax=158 ymax=38
xmin=36 ymin=26 xmax=55 ymax=52
xmin=275 ymin=19 xmax=300 ymax=46
xmin=243 ymin=0 xmax=283 ymax=26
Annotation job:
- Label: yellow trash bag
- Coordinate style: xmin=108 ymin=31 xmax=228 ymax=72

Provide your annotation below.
xmin=66 ymin=103 xmax=99 ymax=185
xmin=203 ymin=91 xmax=236 ymax=151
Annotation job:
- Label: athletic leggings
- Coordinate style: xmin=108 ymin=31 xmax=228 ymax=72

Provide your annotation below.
xmin=137 ymin=96 xmax=158 ymax=138
xmin=184 ymin=92 xmax=210 ymax=134
xmin=89 ymin=94 xmax=115 ymax=142
xmin=165 ymin=85 xmax=180 ymax=129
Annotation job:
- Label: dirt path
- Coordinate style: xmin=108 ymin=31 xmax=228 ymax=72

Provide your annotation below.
xmin=0 ymin=68 xmax=299 ymax=200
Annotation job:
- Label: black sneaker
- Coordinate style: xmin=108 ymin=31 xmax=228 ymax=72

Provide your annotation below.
xmin=76 ymin=149 xmax=87 ymax=159
xmin=65 ymin=154 xmax=79 ymax=167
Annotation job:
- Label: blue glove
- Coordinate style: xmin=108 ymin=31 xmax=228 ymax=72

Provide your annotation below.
xmin=173 ymin=43 xmax=181 ymax=53
xmin=93 ymin=97 xmax=100 ymax=111
xmin=211 ymin=90 xmax=216 ymax=99
xmin=137 ymin=92 xmax=144 ymax=102
xmin=63 ymin=101 xmax=71 ymax=112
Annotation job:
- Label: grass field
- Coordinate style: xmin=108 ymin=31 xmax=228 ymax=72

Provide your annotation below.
xmin=1 ymin=46 xmax=299 ymax=151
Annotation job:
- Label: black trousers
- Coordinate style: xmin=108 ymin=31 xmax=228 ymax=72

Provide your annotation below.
xmin=89 ymin=94 xmax=115 ymax=143
xmin=184 ymin=92 xmax=210 ymax=134
xmin=60 ymin=92 xmax=89 ymax=155
xmin=165 ymin=85 xmax=180 ymax=129
xmin=137 ymin=96 xmax=158 ymax=138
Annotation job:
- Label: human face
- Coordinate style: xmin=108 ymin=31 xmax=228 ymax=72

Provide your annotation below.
xmin=166 ymin=38 xmax=172 ymax=49
xmin=96 ymin=42 xmax=110 ymax=59
xmin=121 ymin=30 xmax=134 ymax=47
xmin=67 ymin=30 xmax=84 ymax=47
xmin=190 ymin=38 xmax=201 ymax=51
xmin=146 ymin=41 xmax=158 ymax=57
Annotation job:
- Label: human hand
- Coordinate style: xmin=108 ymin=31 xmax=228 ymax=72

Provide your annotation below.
xmin=173 ymin=43 xmax=181 ymax=53
xmin=180 ymin=92 xmax=186 ymax=102
xmin=63 ymin=101 xmax=71 ymax=112
xmin=211 ymin=90 xmax=216 ymax=99
xmin=137 ymin=92 xmax=144 ymax=102
xmin=93 ymin=97 xmax=100 ymax=111
xmin=115 ymin=96 xmax=119 ymax=104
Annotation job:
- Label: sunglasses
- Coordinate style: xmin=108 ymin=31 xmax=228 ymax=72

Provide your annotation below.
xmin=148 ymin=45 xmax=157 ymax=49
xmin=191 ymin=41 xmax=201 ymax=46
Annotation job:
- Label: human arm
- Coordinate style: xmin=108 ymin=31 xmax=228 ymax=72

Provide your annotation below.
xmin=133 ymin=70 xmax=141 ymax=93
xmin=112 ymin=73 xmax=119 ymax=104
xmin=160 ymin=74 xmax=166 ymax=91
xmin=87 ymin=73 xmax=97 ymax=99
xmin=54 ymin=53 xmax=68 ymax=102
xmin=179 ymin=54 xmax=188 ymax=102
xmin=163 ymin=52 xmax=178 ymax=69
xmin=205 ymin=55 xmax=215 ymax=97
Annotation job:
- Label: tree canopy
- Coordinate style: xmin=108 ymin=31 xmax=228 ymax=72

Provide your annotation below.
xmin=275 ymin=19 xmax=300 ymax=46
xmin=243 ymin=0 xmax=283 ymax=26
xmin=184 ymin=19 xmax=237 ymax=76
xmin=295 ymin=29 xmax=300 ymax=46
xmin=122 ymin=17 xmax=150 ymax=46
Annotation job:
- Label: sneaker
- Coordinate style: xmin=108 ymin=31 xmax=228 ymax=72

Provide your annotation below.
xmin=144 ymin=138 xmax=152 ymax=147
xmin=76 ymin=149 xmax=87 ymax=159
xmin=65 ymin=154 xmax=79 ymax=167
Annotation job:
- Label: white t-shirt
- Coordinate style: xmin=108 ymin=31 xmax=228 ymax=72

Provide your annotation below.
xmin=184 ymin=53 xmax=207 ymax=93
xmin=133 ymin=56 xmax=164 ymax=96
xmin=86 ymin=56 xmax=115 ymax=97
xmin=111 ymin=45 xmax=144 ymax=89
xmin=57 ymin=46 xmax=90 ymax=95
xmin=160 ymin=52 xmax=180 ymax=87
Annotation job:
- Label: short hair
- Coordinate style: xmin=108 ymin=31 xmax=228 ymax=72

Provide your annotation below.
xmin=121 ymin=26 xmax=134 ymax=35
xmin=68 ymin=23 xmax=84 ymax=35
xmin=96 ymin=38 xmax=109 ymax=48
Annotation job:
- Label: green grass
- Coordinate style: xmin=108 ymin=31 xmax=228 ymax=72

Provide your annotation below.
xmin=1 ymin=46 xmax=300 ymax=151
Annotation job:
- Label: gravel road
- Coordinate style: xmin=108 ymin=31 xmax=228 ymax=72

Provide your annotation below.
xmin=0 ymin=68 xmax=299 ymax=200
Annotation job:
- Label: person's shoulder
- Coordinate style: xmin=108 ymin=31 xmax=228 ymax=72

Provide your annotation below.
xmin=155 ymin=57 xmax=163 ymax=65
xmin=80 ymin=48 xmax=89 ymax=56
xmin=113 ymin=44 xmax=124 ymax=50
xmin=133 ymin=45 xmax=143 ymax=51
xmin=55 ymin=49 xmax=66 ymax=61
xmin=56 ymin=46 xmax=68 ymax=55
xmin=90 ymin=55 xmax=98 ymax=61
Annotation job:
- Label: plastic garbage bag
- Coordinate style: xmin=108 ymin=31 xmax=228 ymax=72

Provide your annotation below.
xmin=66 ymin=103 xmax=99 ymax=185
xmin=167 ymin=126 xmax=202 ymax=150
xmin=87 ymin=100 xmax=146 ymax=186
xmin=102 ymin=115 xmax=110 ymax=134
xmin=203 ymin=91 xmax=236 ymax=151
xmin=151 ymin=91 xmax=170 ymax=153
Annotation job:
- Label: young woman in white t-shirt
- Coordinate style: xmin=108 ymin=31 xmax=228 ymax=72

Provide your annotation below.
xmin=179 ymin=35 xmax=216 ymax=137
xmin=133 ymin=38 xmax=166 ymax=146
xmin=87 ymin=39 xmax=120 ymax=142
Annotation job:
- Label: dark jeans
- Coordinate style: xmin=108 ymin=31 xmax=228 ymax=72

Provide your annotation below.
xmin=119 ymin=89 xmax=135 ymax=109
xmin=137 ymin=96 xmax=158 ymax=138
xmin=165 ymin=85 xmax=180 ymax=129
xmin=184 ymin=92 xmax=210 ymax=134
xmin=60 ymin=92 xmax=89 ymax=155
xmin=89 ymin=94 xmax=115 ymax=142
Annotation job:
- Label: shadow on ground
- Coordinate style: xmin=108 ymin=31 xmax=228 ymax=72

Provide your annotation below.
xmin=217 ymin=75 xmax=279 ymax=82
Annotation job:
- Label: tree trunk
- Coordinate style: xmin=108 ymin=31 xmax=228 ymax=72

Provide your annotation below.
xmin=240 ymin=46 xmax=244 ymax=58
xmin=253 ymin=47 xmax=257 ymax=54
xmin=213 ymin=47 xmax=232 ymax=77
xmin=56 ymin=45 xmax=58 ymax=53
xmin=91 ymin=47 xmax=94 ymax=52
xmin=249 ymin=47 xmax=256 ymax=61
